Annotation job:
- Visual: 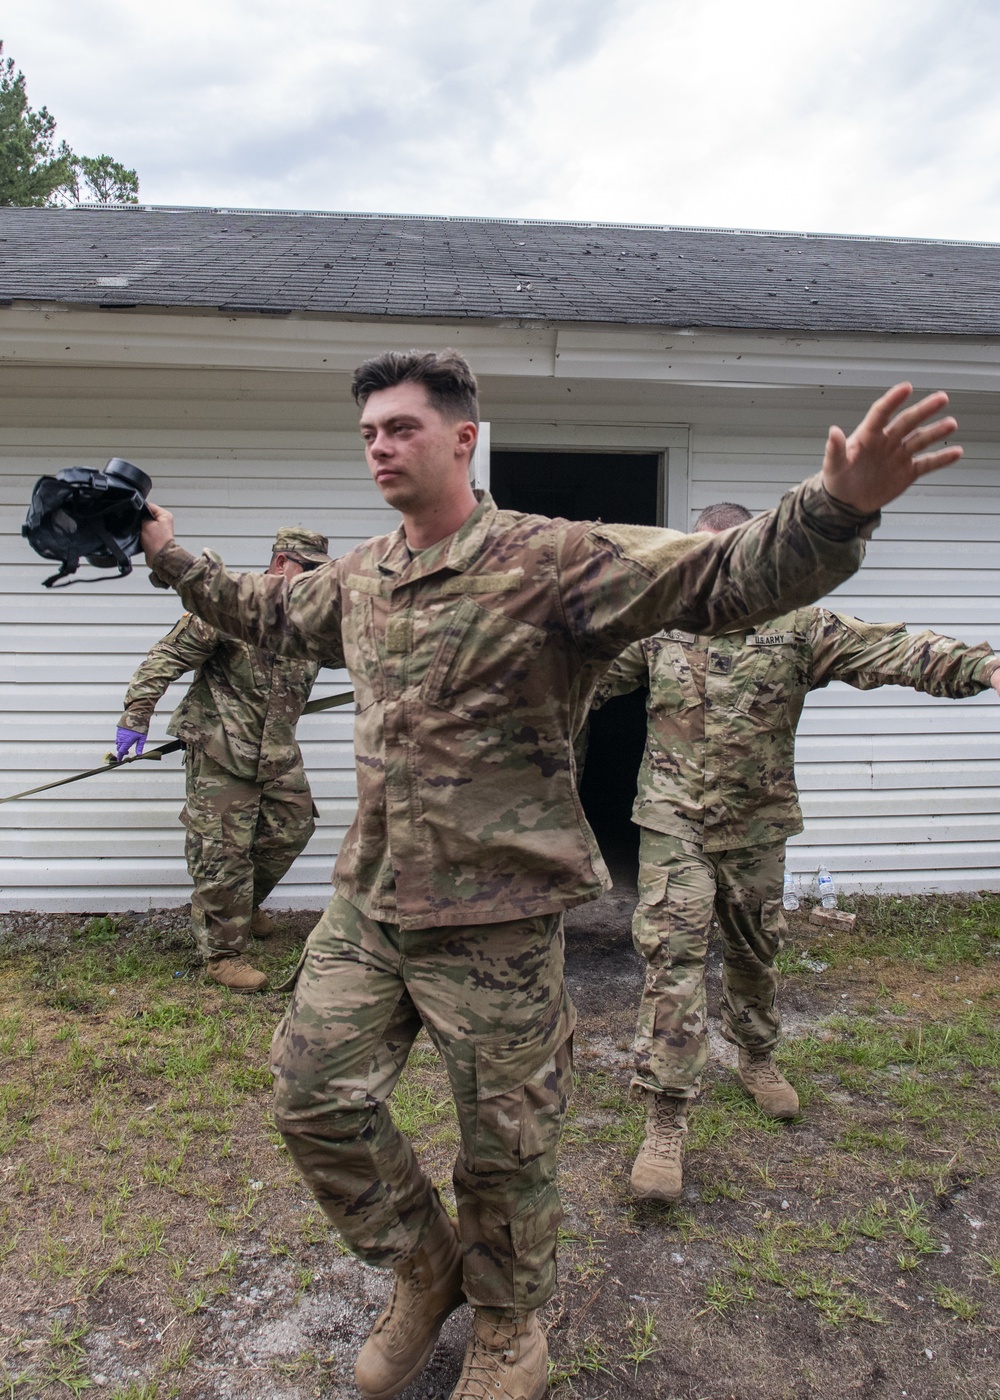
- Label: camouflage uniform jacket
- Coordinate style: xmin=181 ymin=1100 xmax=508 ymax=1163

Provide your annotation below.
xmin=597 ymin=608 xmax=1000 ymax=852
xmin=149 ymin=479 xmax=876 ymax=930
xmin=119 ymin=611 xmax=321 ymax=783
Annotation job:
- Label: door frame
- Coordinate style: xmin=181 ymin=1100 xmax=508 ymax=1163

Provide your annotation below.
xmin=488 ymin=422 xmax=691 ymax=530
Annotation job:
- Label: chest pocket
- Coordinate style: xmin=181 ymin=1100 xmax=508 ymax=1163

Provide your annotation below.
xmin=421 ymin=596 xmax=548 ymax=725
xmin=647 ymin=637 xmax=701 ymax=716
xmin=731 ymin=644 xmax=800 ymax=729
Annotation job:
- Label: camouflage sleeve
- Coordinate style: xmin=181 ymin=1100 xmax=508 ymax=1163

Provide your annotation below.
xmin=118 ymin=613 xmax=220 ymax=731
xmin=590 ymin=641 xmax=650 ymax=711
xmin=147 ymin=543 xmax=345 ymax=666
xmin=556 ymin=473 xmax=875 ymax=658
xmin=808 ymin=609 xmax=1000 ymax=697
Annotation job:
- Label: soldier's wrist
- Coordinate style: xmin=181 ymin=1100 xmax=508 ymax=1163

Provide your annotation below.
xmin=119 ymin=715 xmax=150 ymax=733
xmin=801 ymin=473 xmax=882 ymax=542
xmin=150 ymin=540 xmax=199 ymax=588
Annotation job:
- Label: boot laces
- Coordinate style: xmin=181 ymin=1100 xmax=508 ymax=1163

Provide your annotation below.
xmin=369 ymin=1258 xmax=422 ymax=1342
xmin=457 ymin=1320 xmax=519 ymax=1397
xmin=646 ymin=1097 xmax=686 ymax=1161
xmin=743 ymin=1054 xmax=784 ymax=1087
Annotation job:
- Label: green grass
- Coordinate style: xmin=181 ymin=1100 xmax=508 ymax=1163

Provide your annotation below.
xmin=3 ymin=901 xmax=999 ymax=1398
xmin=932 ymin=1283 xmax=982 ymax=1321
xmin=548 ymin=1335 xmax=612 ymax=1386
xmin=829 ymin=893 xmax=1000 ymax=970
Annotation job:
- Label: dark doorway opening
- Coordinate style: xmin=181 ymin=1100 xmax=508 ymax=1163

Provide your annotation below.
xmin=490 ymin=450 xmax=660 ymax=884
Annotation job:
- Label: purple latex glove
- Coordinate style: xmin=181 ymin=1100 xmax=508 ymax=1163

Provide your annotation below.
xmin=115 ymin=727 xmax=147 ymax=761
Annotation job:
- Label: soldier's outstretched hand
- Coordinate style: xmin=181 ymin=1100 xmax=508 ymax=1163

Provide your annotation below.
xmin=821 ymin=384 xmax=962 ymax=516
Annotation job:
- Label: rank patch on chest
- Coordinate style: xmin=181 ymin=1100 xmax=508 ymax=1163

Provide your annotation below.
xmin=708 ymin=652 xmax=732 ymax=675
xmin=385 ymin=616 xmax=412 ymax=652
xmin=746 ymin=632 xmax=795 ymax=647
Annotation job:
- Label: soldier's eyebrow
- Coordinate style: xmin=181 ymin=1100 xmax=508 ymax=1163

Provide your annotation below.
xmin=359 ymin=411 xmax=423 ymax=434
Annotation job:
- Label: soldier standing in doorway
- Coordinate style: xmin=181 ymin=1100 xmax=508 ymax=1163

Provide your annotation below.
xmin=595 ymin=500 xmax=1000 ymax=1203
xmin=137 ymin=351 xmax=961 ymax=1400
xmin=115 ymin=526 xmax=333 ymax=992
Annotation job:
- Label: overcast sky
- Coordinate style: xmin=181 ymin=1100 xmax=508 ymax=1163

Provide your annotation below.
xmin=5 ymin=0 xmax=1000 ymax=241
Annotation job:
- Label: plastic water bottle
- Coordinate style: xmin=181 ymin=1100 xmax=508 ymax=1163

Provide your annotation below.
xmin=817 ymin=866 xmax=837 ymax=909
xmin=782 ymin=870 xmax=799 ymax=911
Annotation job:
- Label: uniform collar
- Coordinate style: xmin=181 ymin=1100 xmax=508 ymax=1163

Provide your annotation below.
xmin=376 ymin=490 xmax=498 ymax=583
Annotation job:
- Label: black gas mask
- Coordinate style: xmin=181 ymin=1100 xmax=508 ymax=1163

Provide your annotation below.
xmin=22 ymin=459 xmax=152 ymax=588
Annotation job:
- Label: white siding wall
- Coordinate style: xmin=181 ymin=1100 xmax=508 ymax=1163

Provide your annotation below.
xmin=3 ymin=311 xmax=999 ymax=907
xmin=691 ymin=436 xmax=1000 ymax=894
xmin=1 ymin=433 xmax=395 ymax=911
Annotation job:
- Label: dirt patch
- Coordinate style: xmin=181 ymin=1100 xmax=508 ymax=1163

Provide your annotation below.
xmin=1 ymin=894 xmax=998 ymax=1399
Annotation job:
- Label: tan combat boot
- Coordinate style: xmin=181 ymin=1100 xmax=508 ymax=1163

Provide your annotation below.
xmin=450 ymin=1310 xmax=547 ymax=1400
xmin=250 ymin=907 xmax=278 ymax=939
xmin=736 ymin=1049 xmax=799 ymax=1118
xmin=355 ymin=1207 xmax=464 ymax=1400
xmin=630 ymin=1092 xmax=687 ymax=1202
xmin=205 ymin=955 xmax=268 ymax=993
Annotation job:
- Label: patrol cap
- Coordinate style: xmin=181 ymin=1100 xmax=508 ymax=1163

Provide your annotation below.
xmin=271 ymin=526 xmax=331 ymax=565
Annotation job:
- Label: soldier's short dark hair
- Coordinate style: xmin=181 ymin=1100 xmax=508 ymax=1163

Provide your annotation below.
xmin=351 ymin=349 xmax=480 ymax=425
xmin=693 ymin=502 xmax=754 ymax=532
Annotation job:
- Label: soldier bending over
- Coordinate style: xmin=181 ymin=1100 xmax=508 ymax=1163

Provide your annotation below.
xmin=138 ymin=351 xmax=960 ymax=1400
xmin=116 ymin=527 xmax=333 ymax=991
xmin=596 ymin=500 xmax=1000 ymax=1203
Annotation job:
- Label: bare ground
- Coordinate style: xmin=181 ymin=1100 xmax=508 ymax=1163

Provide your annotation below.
xmin=0 ymin=887 xmax=998 ymax=1400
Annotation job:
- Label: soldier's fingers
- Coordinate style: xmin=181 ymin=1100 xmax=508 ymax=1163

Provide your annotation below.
xmin=821 ymin=423 xmax=848 ymax=475
xmin=910 ymin=445 xmax=964 ymax=478
xmin=854 ymin=383 xmax=914 ymax=435
xmin=899 ymin=416 xmax=959 ymax=456
xmin=883 ymin=391 xmax=951 ymax=443
xmin=146 ymin=501 xmax=174 ymax=525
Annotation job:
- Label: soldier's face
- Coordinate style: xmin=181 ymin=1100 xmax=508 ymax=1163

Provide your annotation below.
xmin=359 ymin=382 xmax=476 ymax=513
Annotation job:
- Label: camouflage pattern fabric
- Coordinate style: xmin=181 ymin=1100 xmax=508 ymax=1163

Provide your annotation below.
xmin=183 ymin=747 xmax=316 ymax=959
xmin=632 ymin=827 xmax=786 ymax=1097
xmin=150 ymin=476 xmax=876 ymax=1315
xmin=595 ymin=607 xmax=998 ymax=1100
xmin=272 ymin=526 xmax=331 ymax=564
xmin=120 ymin=612 xmax=322 ymax=783
xmin=597 ymin=607 xmax=999 ymax=852
xmin=151 ymin=478 xmax=877 ymax=930
xmin=270 ymin=893 xmax=574 ymax=1313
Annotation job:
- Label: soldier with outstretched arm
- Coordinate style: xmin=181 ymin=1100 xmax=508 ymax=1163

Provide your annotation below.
xmin=593 ymin=499 xmax=1000 ymax=1206
xmin=138 ymin=353 xmax=960 ymax=1400
xmin=117 ymin=526 xmax=334 ymax=991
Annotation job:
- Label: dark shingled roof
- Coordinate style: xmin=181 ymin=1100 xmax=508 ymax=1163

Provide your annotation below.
xmin=1 ymin=205 xmax=998 ymax=336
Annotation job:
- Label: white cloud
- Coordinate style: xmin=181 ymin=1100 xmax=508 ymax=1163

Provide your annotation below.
xmin=4 ymin=0 xmax=1000 ymax=239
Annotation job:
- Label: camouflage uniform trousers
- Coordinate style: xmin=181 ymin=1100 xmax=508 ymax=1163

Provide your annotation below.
xmin=270 ymin=892 xmax=574 ymax=1314
xmin=632 ymin=826 xmax=787 ymax=1098
xmin=181 ymin=747 xmax=316 ymax=960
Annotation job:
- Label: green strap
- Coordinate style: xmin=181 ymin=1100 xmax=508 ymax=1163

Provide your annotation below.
xmin=0 ymin=689 xmax=355 ymax=805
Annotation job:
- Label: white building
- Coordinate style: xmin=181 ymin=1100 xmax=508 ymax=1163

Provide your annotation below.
xmin=2 ymin=206 xmax=999 ymax=909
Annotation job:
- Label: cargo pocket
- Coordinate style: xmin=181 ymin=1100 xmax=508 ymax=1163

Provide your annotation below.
xmin=637 ymin=869 xmax=668 ymax=908
xmin=472 ymin=1021 xmax=573 ymax=1174
xmin=632 ymin=868 xmax=669 ymax=962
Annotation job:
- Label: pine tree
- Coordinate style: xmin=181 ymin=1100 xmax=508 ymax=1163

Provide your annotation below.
xmin=0 ymin=42 xmax=139 ymax=207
